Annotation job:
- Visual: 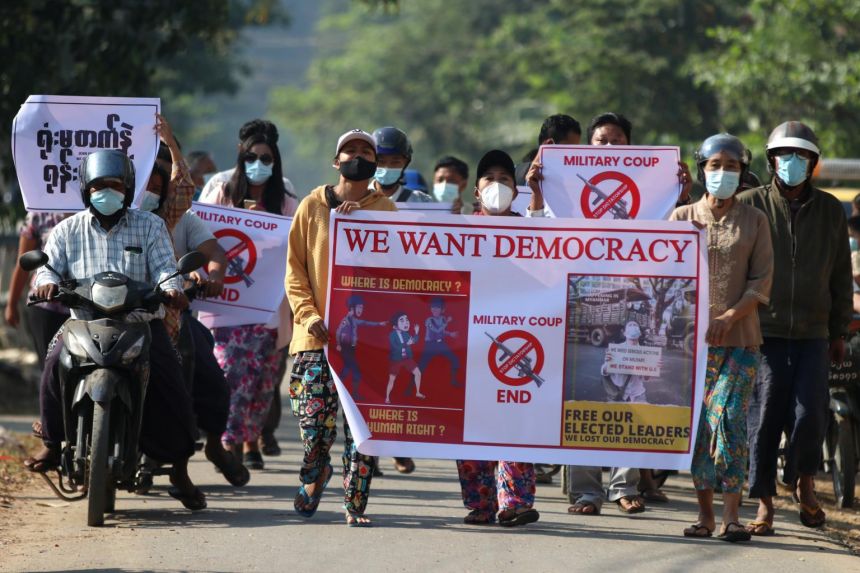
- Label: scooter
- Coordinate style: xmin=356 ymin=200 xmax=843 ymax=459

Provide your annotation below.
xmin=21 ymin=249 xmax=205 ymax=526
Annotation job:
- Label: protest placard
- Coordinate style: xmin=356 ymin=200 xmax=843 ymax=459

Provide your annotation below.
xmin=191 ymin=203 xmax=291 ymax=328
xmin=605 ymin=343 xmax=662 ymax=377
xmin=539 ymin=145 xmax=680 ymax=220
xmin=12 ymin=95 xmax=160 ymax=212
xmin=325 ymin=211 xmax=708 ymax=469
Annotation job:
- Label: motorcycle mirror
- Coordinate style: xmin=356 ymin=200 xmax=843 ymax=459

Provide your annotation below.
xmin=176 ymin=251 xmax=206 ymax=275
xmin=19 ymin=250 xmax=48 ymax=272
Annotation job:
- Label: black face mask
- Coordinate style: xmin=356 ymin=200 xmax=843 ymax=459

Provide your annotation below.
xmin=338 ymin=156 xmax=377 ymax=181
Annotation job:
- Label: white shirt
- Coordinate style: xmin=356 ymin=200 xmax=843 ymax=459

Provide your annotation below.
xmin=199 ymin=168 xmax=297 ymax=203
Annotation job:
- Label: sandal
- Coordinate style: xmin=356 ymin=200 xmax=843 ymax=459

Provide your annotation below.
xmin=393 ymin=457 xmax=415 ymax=474
xmin=463 ymin=509 xmax=496 ymax=525
xmin=243 ymin=450 xmax=264 ymax=470
xmin=23 ymin=445 xmax=59 ymax=473
xmin=167 ymin=486 xmax=207 ymax=511
xmin=719 ymin=521 xmax=751 ymax=543
xmin=683 ymin=523 xmax=714 ymax=538
xmin=745 ymin=520 xmax=775 ymax=536
xmin=293 ymin=464 xmax=333 ymax=518
xmin=498 ymin=508 xmax=540 ymax=527
xmin=798 ymin=502 xmax=826 ymax=528
xmin=346 ymin=513 xmax=373 ymax=527
xmin=214 ymin=454 xmax=250 ymax=487
xmin=639 ymin=488 xmax=669 ymax=503
xmin=258 ymin=433 xmax=282 ymax=457
xmin=616 ymin=495 xmax=646 ymax=514
xmin=567 ymin=500 xmax=600 ymax=515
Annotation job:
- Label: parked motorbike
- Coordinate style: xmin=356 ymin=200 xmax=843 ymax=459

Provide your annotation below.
xmin=823 ymin=324 xmax=860 ymax=508
xmin=21 ymin=249 xmax=205 ymax=526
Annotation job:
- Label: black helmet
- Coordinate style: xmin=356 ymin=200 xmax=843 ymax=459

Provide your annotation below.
xmin=765 ymin=121 xmax=820 ymax=172
xmin=372 ymin=126 xmax=413 ymax=159
xmin=694 ymin=133 xmax=748 ymax=184
xmin=79 ymin=149 xmax=135 ymax=208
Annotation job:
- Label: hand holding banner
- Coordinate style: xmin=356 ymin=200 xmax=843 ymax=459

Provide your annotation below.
xmin=539 ymin=145 xmax=681 ymax=220
xmin=12 ymin=95 xmax=160 ymax=211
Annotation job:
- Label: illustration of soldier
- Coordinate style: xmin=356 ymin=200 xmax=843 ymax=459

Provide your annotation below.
xmin=417 ymin=297 xmax=461 ymax=387
xmin=601 ymin=320 xmax=659 ymax=404
xmin=335 ymin=295 xmax=386 ymax=400
xmin=385 ymin=311 xmax=424 ymax=404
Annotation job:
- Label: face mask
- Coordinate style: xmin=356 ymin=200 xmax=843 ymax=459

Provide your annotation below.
xmin=140 ymin=190 xmax=161 ymax=212
xmin=90 ymin=189 xmax=125 ymax=216
xmin=244 ymin=160 xmax=273 ymax=185
xmin=479 ymin=182 xmax=515 ymax=214
xmin=625 ymin=325 xmax=641 ymax=340
xmin=338 ymin=156 xmax=378 ymax=181
xmin=433 ymin=182 xmax=459 ymax=202
xmin=704 ymin=169 xmax=740 ymax=200
xmin=374 ymin=167 xmax=403 ymax=187
xmin=776 ymin=153 xmax=809 ymax=187
xmin=851 ymin=237 xmax=859 ymax=252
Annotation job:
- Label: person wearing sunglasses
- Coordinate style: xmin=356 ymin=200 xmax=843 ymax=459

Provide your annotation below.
xmin=199 ymin=133 xmax=298 ymax=472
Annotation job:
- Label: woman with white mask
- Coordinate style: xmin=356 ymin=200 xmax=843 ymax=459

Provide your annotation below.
xmin=671 ymin=133 xmax=774 ymax=542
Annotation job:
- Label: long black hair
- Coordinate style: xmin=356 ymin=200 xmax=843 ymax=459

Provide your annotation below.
xmin=226 ymin=134 xmax=287 ymax=214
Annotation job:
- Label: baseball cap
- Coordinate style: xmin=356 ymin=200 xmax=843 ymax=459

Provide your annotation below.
xmin=335 ymin=129 xmax=376 ymax=156
xmin=475 ymin=149 xmax=516 ymax=184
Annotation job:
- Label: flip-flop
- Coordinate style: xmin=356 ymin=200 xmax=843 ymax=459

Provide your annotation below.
xmin=393 ymin=457 xmax=415 ymax=474
xmin=463 ymin=509 xmax=496 ymax=525
xmin=745 ymin=520 xmax=775 ymax=536
xmin=719 ymin=522 xmax=752 ymax=543
xmin=799 ymin=503 xmax=826 ymax=528
xmin=294 ymin=464 xmax=333 ymax=518
xmin=498 ymin=508 xmax=540 ymax=527
xmin=683 ymin=523 xmax=714 ymax=538
xmin=208 ymin=450 xmax=251 ymax=487
xmin=639 ymin=488 xmax=669 ymax=503
xmin=567 ymin=501 xmax=601 ymax=515
xmin=346 ymin=513 xmax=373 ymax=527
xmin=23 ymin=447 xmax=60 ymax=473
xmin=616 ymin=495 xmax=646 ymax=514
xmin=167 ymin=486 xmax=207 ymax=511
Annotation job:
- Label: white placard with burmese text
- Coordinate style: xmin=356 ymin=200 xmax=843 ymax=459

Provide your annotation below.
xmin=324 ymin=210 xmax=708 ymax=468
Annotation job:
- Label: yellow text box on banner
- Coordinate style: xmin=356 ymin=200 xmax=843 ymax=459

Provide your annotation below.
xmin=562 ymin=401 xmax=691 ymax=452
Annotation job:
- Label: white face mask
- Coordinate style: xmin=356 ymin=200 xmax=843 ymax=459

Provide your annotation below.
xmin=433 ymin=181 xmax=459 ymax=202
xmin=479 ymin=182 xmax=514 ymax=214
xmin=139 ymin=190 xmax=161 ymax=212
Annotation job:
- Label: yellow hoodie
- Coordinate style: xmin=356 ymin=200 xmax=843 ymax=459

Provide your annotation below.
xmin=286 ymin=185 xmax=397 ymax=354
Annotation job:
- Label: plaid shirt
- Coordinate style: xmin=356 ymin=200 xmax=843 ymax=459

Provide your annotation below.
xmin=34 ymin=208 xmax=182 ymax=319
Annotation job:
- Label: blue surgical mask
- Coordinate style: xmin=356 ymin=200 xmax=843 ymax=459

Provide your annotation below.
xmin=140 ymin=190 xmax=161 ymax=212
xmin=851 ymin=237 xmax=859 ymax=252
xmin=374 ymin=167 xmax=402 ymax=187
xmin=704 ymin=169 xmax=740 ymax=200
xmin=244 ymin=160 xmax=273 ymax=185
xmin=776 ymin=153 xmax=809 ymax=187
xmin=432 ymin=181 xmax=459 ymax=202
xmin=625 ymin=325 xmax=641 ymax=340
xmin=90 ymin=189 xmax=125 ymax=216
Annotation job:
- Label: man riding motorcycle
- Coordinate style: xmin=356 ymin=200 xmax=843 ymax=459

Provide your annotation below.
xmin=25 ymin=149 xmax=206 ymax=510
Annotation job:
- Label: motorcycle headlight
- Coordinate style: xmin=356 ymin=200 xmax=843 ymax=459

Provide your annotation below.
xmin=121 ymin=337 xmax=146 ymax=364
xmin=65 ymin=331 xmax=89 ymax=359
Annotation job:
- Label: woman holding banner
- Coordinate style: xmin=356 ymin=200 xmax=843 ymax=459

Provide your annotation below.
xmin=456 ymin=149 xmax=540 ymax=527
xmin=286 ymin=129 xmax=397 ymax=527
xmin=201 ymin=132 xmax=298 ymax=470
xmin=671 ymin=133 xmax=773 ymax=542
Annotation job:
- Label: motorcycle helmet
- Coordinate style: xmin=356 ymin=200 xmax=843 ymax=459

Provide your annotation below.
xmin=372 ymin=126 xmax=413 ymax=160
xmin=79 ymin=149 xmax=135 ymax=208
xmin=693 ymin=133 xmax=748 ymax=184
xmin=765 ymin=121 xmax=821 ymax=173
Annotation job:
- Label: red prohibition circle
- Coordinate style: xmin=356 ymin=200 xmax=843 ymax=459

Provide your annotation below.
xmin=579 ymin=170 xmax=640 ymax=219
xmin=487 ymin=329 xmax=545 ymax=387
xmin=213 ymin=228 xmax=257 ymax=285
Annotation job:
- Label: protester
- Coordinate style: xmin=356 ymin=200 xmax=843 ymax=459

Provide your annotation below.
xmin=671 ymin=133 xmax=774 ymax=542
xmin=286 ymin=129 xmax=397 ymax=527
xmin=187 ymin=150 xmax=217 ymax=200
xmin=4 ymin=212 xmax=71 ymax=367
xmin=370 ymin=126 xmax=433 ymax=203
xmin=25 ymin=148 xmax=205 ymax=510
xmin=456 ymin=149 xmax=539 ymax=527
xmin=199 ymin=131 xmax=298 ymax=470
xmin=848 ymin=215 xmax=860 ymax=287
xmin=740 ymin=121 xmax=852 ymax=533
xmin=432 ymin=155 xmax=473 ymax=214
xmin=516 ymin=113 xmax=582 ymax=186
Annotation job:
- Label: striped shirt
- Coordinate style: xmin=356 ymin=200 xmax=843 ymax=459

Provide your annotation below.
xmin=34 ymin=208 xmax=182 ymax=319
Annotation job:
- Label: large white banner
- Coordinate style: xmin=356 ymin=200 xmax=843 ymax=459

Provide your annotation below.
xmin=12 ymin=95 xmax=161 ymax=212
xmin=539 ymin=145 xmax=681 ymax=220
xmin=191 ymin=203 xmax=291 ymax=328
xmin=324 ymin=211 xmax=708 ymax=469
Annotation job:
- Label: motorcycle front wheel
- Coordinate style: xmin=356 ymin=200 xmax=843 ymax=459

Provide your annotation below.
xmin=87 ymin=401 xmax=112 ymax=526
xmin=831 ymin=414 xmax=857 ymax=508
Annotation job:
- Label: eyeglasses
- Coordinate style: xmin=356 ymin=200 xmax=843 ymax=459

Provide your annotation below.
xmin=243 ymin=153 xmax=274 ymax=165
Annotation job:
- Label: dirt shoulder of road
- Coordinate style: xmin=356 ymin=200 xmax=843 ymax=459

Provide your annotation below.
xmin=0 ymin=431 xmax=40 ymax=548
xmin=771 ymin=481 xmax=860 ymax=555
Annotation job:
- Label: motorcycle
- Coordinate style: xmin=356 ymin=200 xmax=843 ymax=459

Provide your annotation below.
xmin=21 ymin=249 xmax=205 ymax=526
xmin=823 ymin=324 xmax=860 ymax=508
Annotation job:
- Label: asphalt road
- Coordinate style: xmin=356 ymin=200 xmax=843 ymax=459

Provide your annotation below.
xmin=0 ymin=408 xmax=856 ymax=572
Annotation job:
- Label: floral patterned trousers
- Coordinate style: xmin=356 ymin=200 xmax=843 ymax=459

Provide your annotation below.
xmin=691 ymin=346 xmax=759 ymax=494
xmin=290 ymin=350 xmax=376 ymax=514
xmin=213 ymin=324 xmax=281 ymax=446
xmin=456 ymin=460 xmax=536 ymax=515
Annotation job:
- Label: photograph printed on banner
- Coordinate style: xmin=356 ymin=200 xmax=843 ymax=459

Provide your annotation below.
xmin=563 ymin=275 xmax=696 ymax=407
xmin=326 ymin=266 xmax=470 ymax=443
